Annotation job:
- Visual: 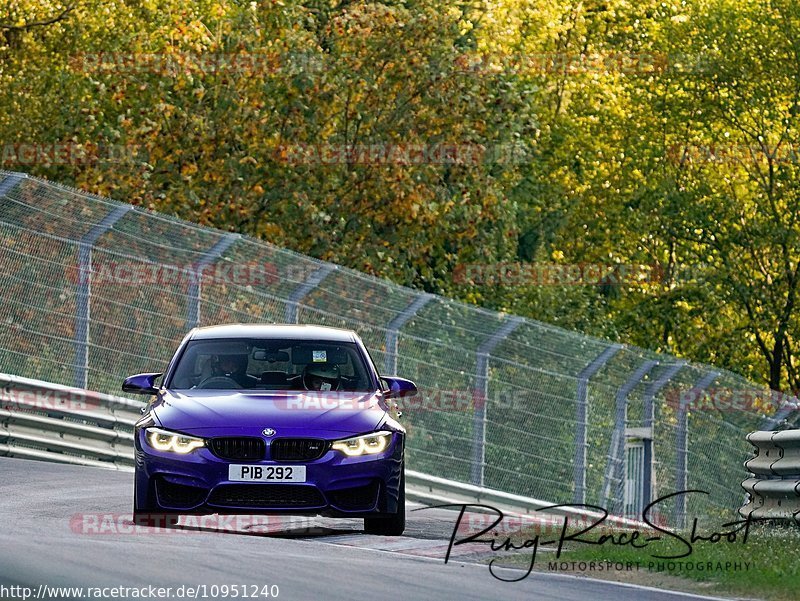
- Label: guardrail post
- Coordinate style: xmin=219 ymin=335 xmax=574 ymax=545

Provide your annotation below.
xmin=0 ymin=172 xmax=26 ymax=198
xmin=573 ymin=345 xmax=622 ymax=504
xmin=384 ymin=294 xmax=432 ymax=375
xmin=284 ymin=264 xmax=336 ymax=323
xmin=602 ymin=359 xmax=658 ymax=513
xmin=641 ymin=362 xmax=685 ymax=510
xmin=73 ymin=205 xmax=131 ymax=389
xmin=675 ymin=371 xmax=718 ymax=527
xmin=471 ymin=317 xmax=523 ymax=486
xmin=186 ymin=233 xmax=239 ymax=329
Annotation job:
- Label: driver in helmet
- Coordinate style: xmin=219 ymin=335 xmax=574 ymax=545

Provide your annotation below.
xmin=303 ymin=363 xmax=341 ymax=391
xmin=212 ymin=353 xmax=257 ymax=388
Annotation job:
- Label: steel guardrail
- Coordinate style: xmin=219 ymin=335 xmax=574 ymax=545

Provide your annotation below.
xmin=0 ymin=372 xmax=142 ymax=471
xmin=406 ymin=469 xmax=648 ymax=528
xmin=740 ymin=429 xmax=800 ymax=521
xmin=0 ymin=371 xmax=651 ymax=525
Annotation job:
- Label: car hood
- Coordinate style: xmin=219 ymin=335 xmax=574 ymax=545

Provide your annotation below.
xmin=152 ymin=390 xmax=388 ymax=438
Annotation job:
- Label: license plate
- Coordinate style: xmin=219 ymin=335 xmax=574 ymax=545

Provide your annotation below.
xmin=228 ymin=465 xmax=306 ymax=482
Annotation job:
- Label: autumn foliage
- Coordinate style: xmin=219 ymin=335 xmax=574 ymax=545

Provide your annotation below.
xmin=3 ymin=0 xmax=800 ymax=392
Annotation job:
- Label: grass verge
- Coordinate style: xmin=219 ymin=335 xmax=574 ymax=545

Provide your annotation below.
xmin=490 ymin=520 xmax=800 ymax=600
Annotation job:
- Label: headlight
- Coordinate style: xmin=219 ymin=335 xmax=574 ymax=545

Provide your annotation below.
xmin=145 ymin=427 xmax=205 ymax=454
xmin=332 ymin=431 xmax=392 ymax=456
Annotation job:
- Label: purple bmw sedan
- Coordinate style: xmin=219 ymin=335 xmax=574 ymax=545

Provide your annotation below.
xmin=123 ymin=324 xmax=416 ymax=535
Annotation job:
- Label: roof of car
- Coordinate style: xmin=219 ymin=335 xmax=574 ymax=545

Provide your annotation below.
xmin=189 ymin=323 xmax=358 ymax=343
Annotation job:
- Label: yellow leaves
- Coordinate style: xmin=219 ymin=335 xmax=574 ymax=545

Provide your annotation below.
xmin=214 ymin=3 xmax=233 ymax=18
xmin=256 ymin=222 xmax=284 ymax=241
xmin=181 ymin=163 xmax=198 ymax=177
xmin=203 ymin=171 xmax=225 ymax=184
xmin=155 ymin=102 xmax=176 ymax=117
xmin=458 ymin=18 xmax=474 ymax=37
xmin=172 ymin=74 xmax=191 ymax=90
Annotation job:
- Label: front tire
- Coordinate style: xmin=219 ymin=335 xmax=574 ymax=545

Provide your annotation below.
xmin=364 ymin=467 xmax=405 ymax=536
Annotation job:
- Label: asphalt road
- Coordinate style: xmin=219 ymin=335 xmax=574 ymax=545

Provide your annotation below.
xmin=0 ymin=457 xmax=731 ymax=601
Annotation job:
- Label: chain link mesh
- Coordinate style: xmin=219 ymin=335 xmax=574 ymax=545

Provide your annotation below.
xmin=0 ymin=170 xmax=794 ymax=524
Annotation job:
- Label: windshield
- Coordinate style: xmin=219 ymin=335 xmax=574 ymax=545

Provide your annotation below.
xmin=167 ymin=338 xmax=375 ymax=392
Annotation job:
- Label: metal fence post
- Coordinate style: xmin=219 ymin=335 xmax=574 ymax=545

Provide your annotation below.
xmin=675 ymin=371 xmax=718 ymax=527
xmin=602 ymin=360 xmax=658 ymax=512
xmin=284 ymin=264 xmax=336 ymax=323
xmin=73 ymin=205 xmax=131 ymax=389
xmin=384 ymin=294 xmax=432 ymax=375
xmin=0 ymin=173 xmax=26 ymax=198
xmin=185 ymin=233 xmax=238 ymax=329
xmin=471 ymin=317 xmax=523 ymax=486
xmin=641 ymin=362 xmax=685 ymax=510
xmin=573 ymin=345 xmax=622 ymax=504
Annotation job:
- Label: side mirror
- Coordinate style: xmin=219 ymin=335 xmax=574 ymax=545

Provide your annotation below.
xmin=382 ymin=376 xmax=418 ymax=399
xmin=122 ymin=372 xmax=162 ymax=395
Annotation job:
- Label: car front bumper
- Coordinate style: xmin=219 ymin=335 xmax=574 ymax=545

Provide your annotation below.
xmin=134 ymin=430 xmax=404 ymax=517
